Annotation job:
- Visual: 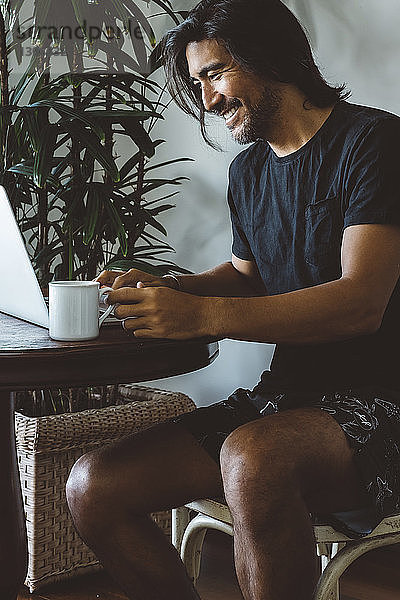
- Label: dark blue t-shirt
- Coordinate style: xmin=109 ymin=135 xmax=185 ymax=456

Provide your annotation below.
xmin=228 ymin=101 xmax=400 ymax=392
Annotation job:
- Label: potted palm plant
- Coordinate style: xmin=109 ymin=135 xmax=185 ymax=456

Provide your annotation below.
xmin=0 ymin=0 xmax=197 ymax=591
xmin=1 ymin=0 xmax=192 ymax=286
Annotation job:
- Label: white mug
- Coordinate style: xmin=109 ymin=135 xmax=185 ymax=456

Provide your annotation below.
xmin=49 ymin=281 xmax=114 ymax=341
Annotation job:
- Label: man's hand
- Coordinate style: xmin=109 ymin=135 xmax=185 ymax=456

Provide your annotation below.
xmin=106 ymin=286 xmax=211 ymax=339
xmin=96 ymin=268 xmax=179 ymax=290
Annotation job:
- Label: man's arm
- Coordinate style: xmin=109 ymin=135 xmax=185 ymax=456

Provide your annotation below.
xmin=173 ymin=255 xmax=266 ymax=296
xmin=107 ymin=224 xmax=399 ymax=343
xmin=208 ymin=224 xmax=400 ymax=344
xmin=102 ymin=256 xmax=265 ymax=297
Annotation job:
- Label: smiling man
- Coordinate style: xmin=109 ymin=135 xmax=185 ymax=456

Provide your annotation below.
xmin=66 ymin=1 xmax=400 ymax=599
xmin=188 ymin=38 xmax=286 ymax=144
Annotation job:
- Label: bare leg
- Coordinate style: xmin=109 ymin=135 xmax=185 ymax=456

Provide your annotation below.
xmin=220 ymin=408 xmax=371 ymax=600
xmin=66 ymin=422 xmax=223 ymax=600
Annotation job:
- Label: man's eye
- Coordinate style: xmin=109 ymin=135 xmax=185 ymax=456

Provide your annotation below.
xmin=209 ymin=72 xmax=221 ymax=80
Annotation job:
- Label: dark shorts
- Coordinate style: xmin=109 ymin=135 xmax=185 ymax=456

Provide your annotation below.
xmin=171 ymin=384 xmax=400 ymax=539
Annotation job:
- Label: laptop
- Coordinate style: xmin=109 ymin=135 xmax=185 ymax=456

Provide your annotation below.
xmin=0 ymin=185 xmax=119 ymax=329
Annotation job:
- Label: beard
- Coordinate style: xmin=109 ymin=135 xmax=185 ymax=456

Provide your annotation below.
xmin=225 ymin=85 xmax=282 ymax=145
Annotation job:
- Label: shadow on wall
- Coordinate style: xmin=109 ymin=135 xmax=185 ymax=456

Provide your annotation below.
xmin=171 ymin=171 xmax=232 ymax=269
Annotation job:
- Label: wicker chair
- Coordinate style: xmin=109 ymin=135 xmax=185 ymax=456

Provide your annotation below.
xmin=172 ymin=499 xmax=400 ymax=600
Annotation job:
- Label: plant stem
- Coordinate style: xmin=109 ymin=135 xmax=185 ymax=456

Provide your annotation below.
xmin=36 ymin=71 xmax=51 ymax=286
xmin=68 ymin=227 xmax=74 ymax=280
xmin=0 ymin=7 xmax=9 ymax=108
xmin=0 ymin=6 xmax=9 ymax=173
xmin=126 ymin=153 xmax=146 ymax=255
xmin=64 ymin=43 xmax=84 ymax=280
xmin=104 ymin=77 xmax=114 ymax=184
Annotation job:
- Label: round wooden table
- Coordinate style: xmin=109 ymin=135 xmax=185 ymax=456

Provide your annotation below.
xmin=0 ymin=312 xmax=219 ymax=600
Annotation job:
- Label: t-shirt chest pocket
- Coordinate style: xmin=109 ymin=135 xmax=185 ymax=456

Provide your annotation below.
xmin=304 ymin=196 xmax=344 ymax=268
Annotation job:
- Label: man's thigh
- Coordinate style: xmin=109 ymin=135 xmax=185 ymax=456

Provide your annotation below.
xmin=220 ymin=407 xmax=371 ymax=515
xmin=77 ymin=420 xmax=224 ymax=513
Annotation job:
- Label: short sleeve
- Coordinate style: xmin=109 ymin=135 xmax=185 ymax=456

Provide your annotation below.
xmin=227 ymin=166 xmax=253 ymax=260
xmin=344 ymin=117 xmax=400 ymax=229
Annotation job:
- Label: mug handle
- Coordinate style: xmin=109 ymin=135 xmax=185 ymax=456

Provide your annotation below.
xmin=98 ymin=287 xmax=115 ymax=326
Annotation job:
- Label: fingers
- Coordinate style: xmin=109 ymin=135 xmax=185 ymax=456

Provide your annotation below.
xmin=107 ymin=284 xmax=174 ymax=306
xmin=95 ymin=268 xmax=157 ymax=290
xmin=106 ymin=286 xmax=182 ymax=340
xmin=113 ymin=303 xmax=145 ymax=319
xmin=112 ymin=268 xmax=159 ymax=290
xmin=133 ymin=330 xmax=153 ymax=338
xmin=122 ymin=318 xmax=150 ymax=334
xmin=96 ymin=270 xmax=172 ymax=291
xmin=122 ymin=317 xmax=158 ymax=339
xmin=96 ymin=270 xmax=125 ymax=287
xmin=136 ymin=280 xmax=163 ymax=288
xmin=106 ymin=287 xmax=145 ymax=305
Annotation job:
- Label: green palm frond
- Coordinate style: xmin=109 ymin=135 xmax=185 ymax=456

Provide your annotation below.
xmin=1 ymin=1 xmax=190 ymax=285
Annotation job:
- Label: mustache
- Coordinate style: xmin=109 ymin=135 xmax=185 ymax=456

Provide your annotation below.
xmin=209 ymin=99 xmax=242 ymax=116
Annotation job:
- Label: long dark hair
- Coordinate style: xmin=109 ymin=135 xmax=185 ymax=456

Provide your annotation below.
xmin=161 ymin=0 xmax=350 ymax=148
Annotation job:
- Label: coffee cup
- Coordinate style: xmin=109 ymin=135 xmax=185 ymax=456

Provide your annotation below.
xmin=49 ymin=281 xmax=114 ymax=341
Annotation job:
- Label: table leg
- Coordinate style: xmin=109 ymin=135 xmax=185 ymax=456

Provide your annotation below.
xmin=0 ymin=392 xmax=28 ymax=600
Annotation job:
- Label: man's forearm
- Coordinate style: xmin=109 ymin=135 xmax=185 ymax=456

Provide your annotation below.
xmin=201 ymin=277 xmax=381 ymax=344
xmin=172 ymin=262 xmax=265 ymax=297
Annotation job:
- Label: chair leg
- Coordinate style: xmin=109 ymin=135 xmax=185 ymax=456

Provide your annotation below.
xmin=172 ymin=506 xmax=192 ymax=553
xmin=317 ymin=543 xmax=332 ymax=574
xmin=180 ymin=514 xmax=234 ymax=585
xmin=314 ymin=532 xmax=400 ymax=600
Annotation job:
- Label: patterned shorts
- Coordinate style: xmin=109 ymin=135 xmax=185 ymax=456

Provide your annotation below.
xmin=171 ymin=384 xmax=400 ymax=539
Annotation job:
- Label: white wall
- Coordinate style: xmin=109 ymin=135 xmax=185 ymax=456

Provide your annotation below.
xmin=288 ymin=0 xmax=400 ymax=115
xmin=143 ymin=0 xmax=400 ymax=406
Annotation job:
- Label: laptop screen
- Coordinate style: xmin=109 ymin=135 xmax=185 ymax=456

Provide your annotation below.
xmin=0 ymin=186 xmax=49 ymax=328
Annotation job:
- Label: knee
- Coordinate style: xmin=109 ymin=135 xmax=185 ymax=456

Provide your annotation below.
xmin=66 ymin=450 xmax=111 ymax=523
xmin=220 ymin=421 xmax=299 ymax=511
xmin=66 ymin=435 xmax=157 ymax=527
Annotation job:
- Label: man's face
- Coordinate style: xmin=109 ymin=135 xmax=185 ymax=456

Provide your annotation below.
xmin=186 ymin=38 xmax=282 ymax=144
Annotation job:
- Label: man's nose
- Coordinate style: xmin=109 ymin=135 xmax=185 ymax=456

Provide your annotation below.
xmin=201 ymin=82 xmax=223 ymax=113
